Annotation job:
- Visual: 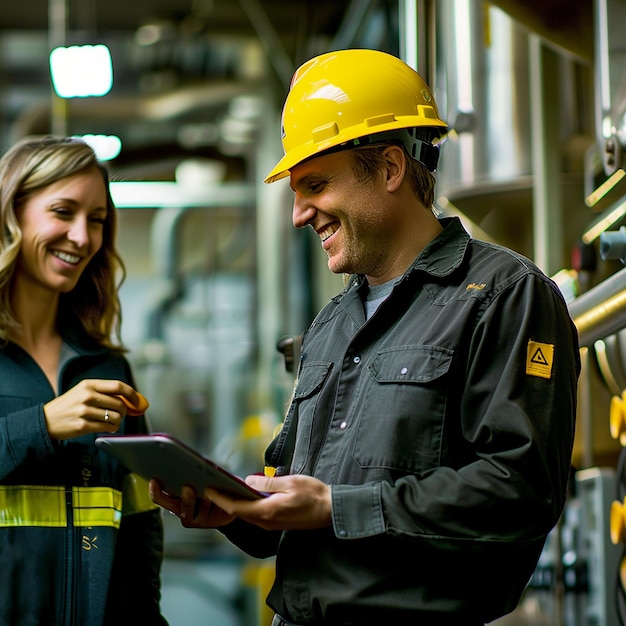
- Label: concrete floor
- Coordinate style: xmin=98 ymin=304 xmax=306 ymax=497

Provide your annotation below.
xmin=160 ymin=556 xmax=244 ymax=626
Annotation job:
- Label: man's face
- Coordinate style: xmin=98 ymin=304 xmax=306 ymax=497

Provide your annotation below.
xmin=289 ymin=149 xmax=401 ymax=284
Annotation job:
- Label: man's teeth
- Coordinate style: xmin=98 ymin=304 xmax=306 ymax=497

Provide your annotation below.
xmin=320 ymin=226 xmax=336 ymax=242
xmin=53 ymin=251 xmax=80 ymax=264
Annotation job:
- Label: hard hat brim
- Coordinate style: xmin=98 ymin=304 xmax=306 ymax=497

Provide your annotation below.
xmin=264 ymin=117 xmax=447 ymax=184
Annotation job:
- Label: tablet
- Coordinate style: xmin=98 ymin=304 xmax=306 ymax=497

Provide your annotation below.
xmin=95 ymin=433 xmax=268 ymax=500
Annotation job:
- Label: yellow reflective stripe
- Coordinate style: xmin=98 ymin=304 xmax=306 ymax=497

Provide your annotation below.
xmin=0 ymin=485 xmax=122 ymax=528
xmin=122 ymin=473 xmax=159 ymax=516
xmin=0 ymin=485 xmax=66 ymax=527
xmin=72 ymin=486 xmax=122 ymax=528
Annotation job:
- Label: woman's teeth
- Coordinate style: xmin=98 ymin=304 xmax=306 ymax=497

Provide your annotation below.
xmin=53 ymin=251 xmax=80 ymax=264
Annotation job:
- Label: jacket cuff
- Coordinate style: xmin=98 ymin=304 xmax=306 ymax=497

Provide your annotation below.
xmin=331 ymin=482 xmax=385 ymax=539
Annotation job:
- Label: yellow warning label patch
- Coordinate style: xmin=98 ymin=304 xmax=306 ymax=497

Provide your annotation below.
xmin=526 ymin=341 xmax=554 ymax=379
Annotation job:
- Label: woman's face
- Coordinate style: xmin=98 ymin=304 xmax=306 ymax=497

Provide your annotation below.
xmin=14 ymin=164 xmax=108 ymax=296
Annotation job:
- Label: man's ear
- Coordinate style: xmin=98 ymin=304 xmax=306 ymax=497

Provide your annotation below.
xmin=383 ymin=145 xmax=406 ymax=192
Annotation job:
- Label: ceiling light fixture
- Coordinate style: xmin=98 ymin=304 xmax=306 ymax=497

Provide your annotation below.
xmin=49 ymin=44 xmax=113 ymax=98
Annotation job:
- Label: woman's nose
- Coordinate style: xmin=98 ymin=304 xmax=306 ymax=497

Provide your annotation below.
xmin=67 ymin=216 xmax=90 ymax=247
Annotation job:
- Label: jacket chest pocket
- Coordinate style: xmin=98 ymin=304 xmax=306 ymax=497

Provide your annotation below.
xmin=353 ymin=345 xmax=453 ymax=474
xmin=289 ymin=362 xmax=333 ymax=473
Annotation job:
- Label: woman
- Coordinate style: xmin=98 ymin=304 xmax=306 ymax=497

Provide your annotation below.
xmin=0 ymin=136 xmax=168 ymax=625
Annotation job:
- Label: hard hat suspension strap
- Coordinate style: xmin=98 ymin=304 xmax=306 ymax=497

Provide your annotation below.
xmin=351 ymin=127 xmax=444 ymax=172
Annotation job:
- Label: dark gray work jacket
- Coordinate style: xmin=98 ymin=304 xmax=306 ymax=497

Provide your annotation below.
xmin=225 ymin=217 xmax=581 ymax=625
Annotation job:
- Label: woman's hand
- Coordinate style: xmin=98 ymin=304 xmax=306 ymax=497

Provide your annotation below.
xmin=43 ymin=378 xmax=143 ymax=440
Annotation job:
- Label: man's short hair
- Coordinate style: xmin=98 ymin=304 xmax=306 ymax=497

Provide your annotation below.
xmin=349 ymin=142 xmax=436 ymax=208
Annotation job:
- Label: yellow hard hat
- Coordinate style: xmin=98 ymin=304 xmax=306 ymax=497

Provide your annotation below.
xmin=264 ymin=48 xmax=447 ymax=184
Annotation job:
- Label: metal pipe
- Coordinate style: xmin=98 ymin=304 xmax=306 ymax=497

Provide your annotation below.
xmin=398 ymin=0 xmax=419 ymax=71
xmin=567 ymin=267 xmax=626 ymax=347
xmin=332 ymin=0 xmax=376 ymax=51
xmin=48 ymin=0 xmax=68 ymax=135
xmin=568 ymin=266 xmax=626 ymax=319
xmin=529 ymin=36 xmax=564 ymax=276
xmin=237 ymin=0 xmax=293 ymax=86
xmin=573 ymin=288 xmax=626 ymax=347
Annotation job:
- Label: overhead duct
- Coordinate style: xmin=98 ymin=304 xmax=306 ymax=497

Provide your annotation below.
xmin=11 ymin=80 xmax=260 ymax=134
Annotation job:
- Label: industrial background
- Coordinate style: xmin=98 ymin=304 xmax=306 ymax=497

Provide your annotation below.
xmin=1 ymin=0 xmax=625 ymax=624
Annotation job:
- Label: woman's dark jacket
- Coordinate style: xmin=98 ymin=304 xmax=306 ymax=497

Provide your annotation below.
xmin=0 ymin=324 xmax=168 ymax=626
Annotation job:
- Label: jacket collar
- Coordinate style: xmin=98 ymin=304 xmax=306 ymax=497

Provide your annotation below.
xmin=344 ymin=216 xmax=470 ymax=295
xmin=407 ymin=216 xmax=470 ymax=278
xmin=60 ymin=322 xmax=111 ymax=357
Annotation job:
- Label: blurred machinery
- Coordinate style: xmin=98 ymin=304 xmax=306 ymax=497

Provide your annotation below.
xmin=531 ymin=1 xmax=626 ymax=625
xmin=431 ymin=0 xmax=626 ymax=624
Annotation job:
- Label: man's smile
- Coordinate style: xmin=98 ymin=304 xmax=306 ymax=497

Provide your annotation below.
xmin=318 ymin=222 xmax=339 ymax=245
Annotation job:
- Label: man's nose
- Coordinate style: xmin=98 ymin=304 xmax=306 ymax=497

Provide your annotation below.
xmin=292 ymin=193 xmax=316 ymax=229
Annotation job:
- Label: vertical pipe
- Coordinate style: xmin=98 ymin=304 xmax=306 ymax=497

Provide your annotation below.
xmin=398 ymin=0 xmax=436 ymax=84
xmin=398 ymin=0 xmax=419 ymax=71
xmin=237 ymin=0 xmax=293 ymax=86
xmin=594 ymin=0 xmax=611 ymax=144
xmin=579 ymin=347 xmax=594 ymax=469
xmin=254 ymin=87 xmax=286 ymax=414
xmin=528 ymin=35 xmax=563 ymax=274
xmin=48 ymin=0 xmax=68 ymax=136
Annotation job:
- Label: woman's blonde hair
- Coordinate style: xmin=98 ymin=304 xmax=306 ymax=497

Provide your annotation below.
xmin=0 ymin=135 xmax=126 ymax=350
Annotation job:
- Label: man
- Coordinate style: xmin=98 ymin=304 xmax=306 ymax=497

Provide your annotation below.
xmin=150 ymin=49 xmax=580 ymax=625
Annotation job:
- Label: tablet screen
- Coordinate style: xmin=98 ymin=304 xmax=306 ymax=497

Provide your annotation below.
xmin=96 ymin=433 xmax=268 ymax=500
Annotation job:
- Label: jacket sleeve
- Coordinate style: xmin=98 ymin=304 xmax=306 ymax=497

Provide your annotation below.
xmin=0 ymin=347 xmax=59 ymax=481
xmin=218 ymin=517 xmax=282 ymax=559
xmin=331 ymin=272 xmax=580 ymax=542
xmin=0 ymin=404 xmax=56 ymax=481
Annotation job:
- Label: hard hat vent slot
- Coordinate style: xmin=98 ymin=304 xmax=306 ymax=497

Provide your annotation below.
xmin=417 ymin=106 xmax=438 ymax=120
xmin=364 ymin=113 xmax=396 ymax=128
xmin=312 ymin=122 xmax=339 ymax=143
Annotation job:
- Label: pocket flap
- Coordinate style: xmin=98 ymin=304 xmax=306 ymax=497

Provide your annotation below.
xmin=293 ymin=362 xmax=332 ymax=399
xmin=369 ymin=346 xmax=453 ymax=383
